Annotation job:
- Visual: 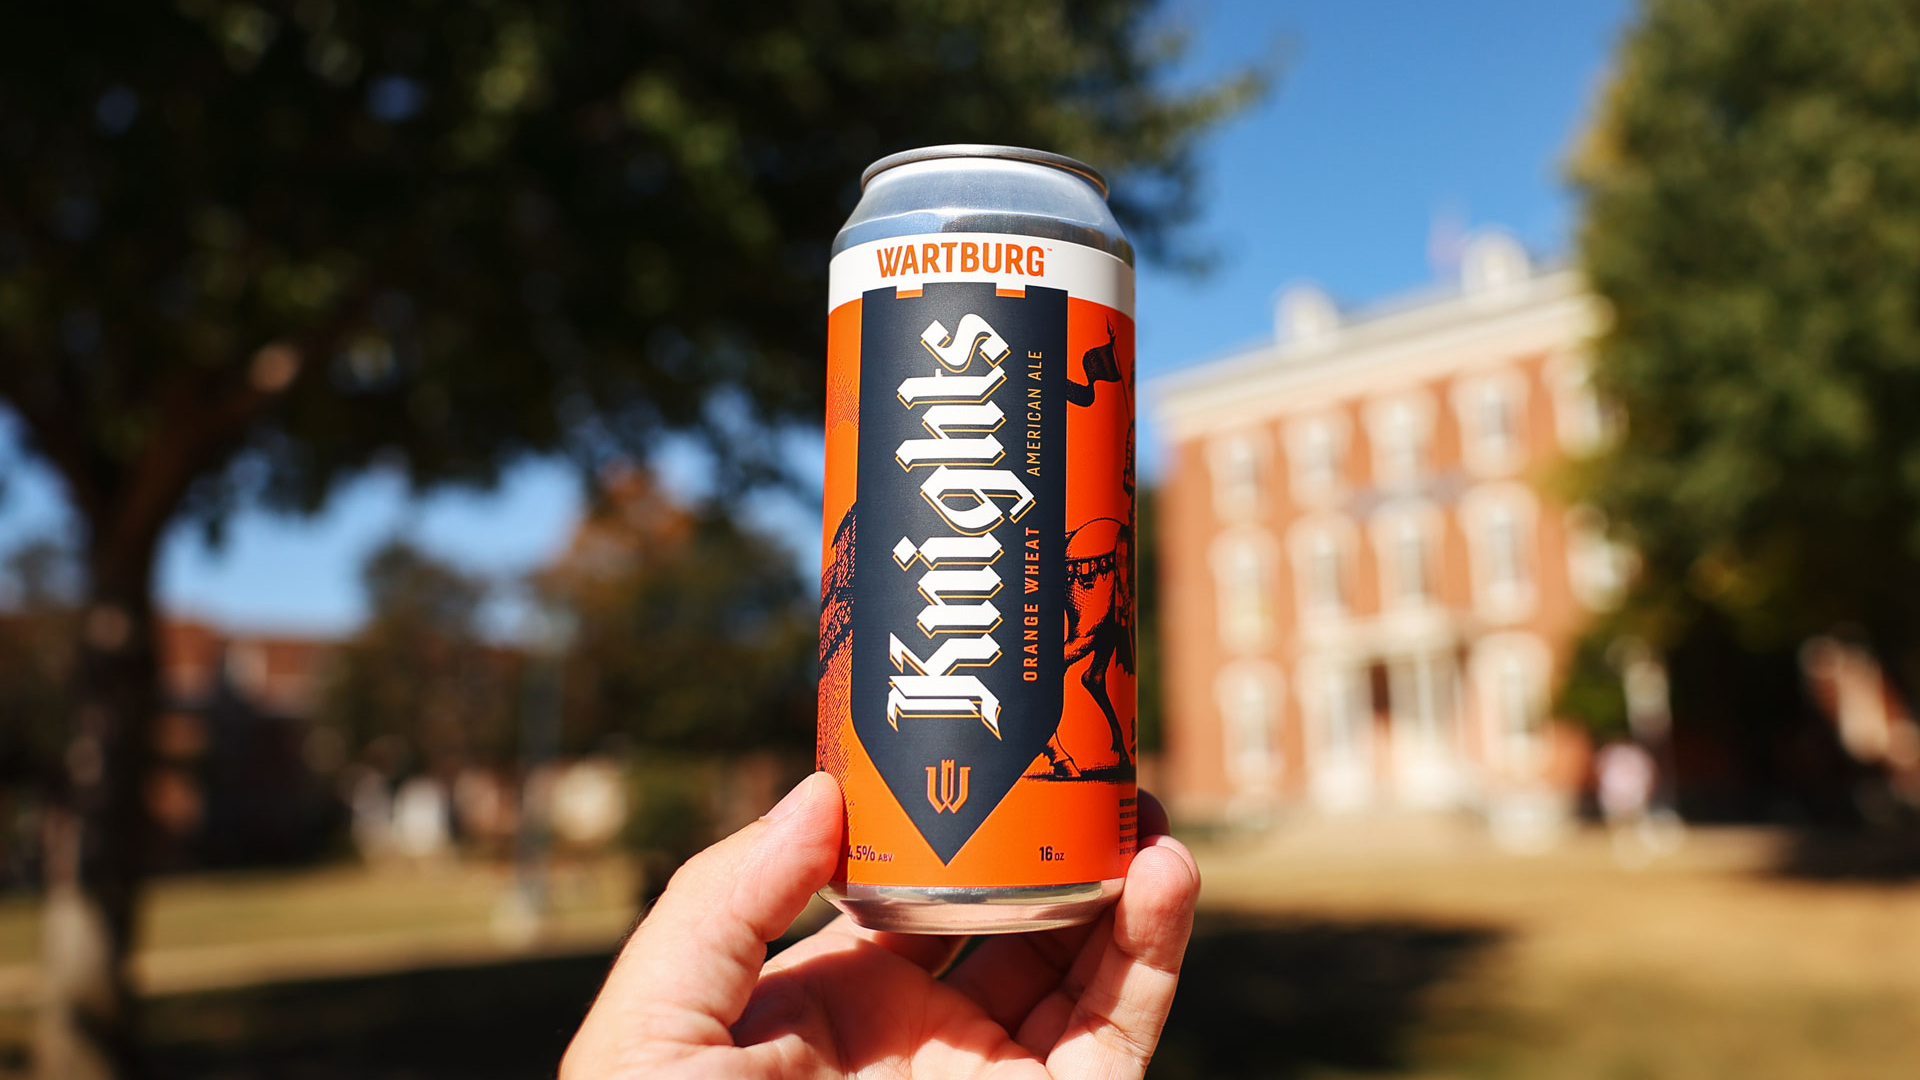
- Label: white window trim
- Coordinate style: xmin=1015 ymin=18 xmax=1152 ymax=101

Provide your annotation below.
xmin=1545 ymin=352 xmax=1608 ymax=455
xmin=1207 ymin=428 xmax=1271 ymax=523
xmin=1368 ymin=499 xmax=1443 ymax=613
xmin=1471 ymin=632 xmax=1553 ymax=774
xmin=1389 ymin=650 xmax=1458 ymax=749
xmin=1287 ymin=514 xmax=1359 ymax=631
xmin=1296 ymin=652 xmax=1373 ymax=811
xmin=1388 ymin=650 xmax=1464 ymax=808
xmin=1363 ymin=390 xmax=1436 ymax=490
xmin=1284 ymin=411 xmax=1350 ymax=507
xmin=1215 ymin=661 xmax=1285 ymax=792
xmin=1209 ymin=527 xmax=1280 ymax=654
xmin=1452 ymin=368 xmax=1530 ymax=477
xmin=1460 ymin=483 xmax=1539 ymax=624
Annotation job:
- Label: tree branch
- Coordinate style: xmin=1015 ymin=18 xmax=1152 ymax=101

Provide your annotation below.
xmin=0 ymin=347 xmax=105 ymax=529
xmin=92 ymin=351 xmax=312 ymax=581
xmin=88 ymin=277 xmax=379 ymax=582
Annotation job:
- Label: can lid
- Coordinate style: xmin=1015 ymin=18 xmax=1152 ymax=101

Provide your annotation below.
xmin=860 ymin=144 xmax=1109 ymax=199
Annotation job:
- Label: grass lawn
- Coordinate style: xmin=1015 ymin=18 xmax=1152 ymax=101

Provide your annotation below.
xmin=0 ymin=855 xmax=642 ymax=1077
xmin=0 ymin=828 xmax=1915 ymax=1077
xmin=1160 ymin=824 xmax=1920 ymax=1079
xmin=0 ymin=857 xmax=640 ymax=974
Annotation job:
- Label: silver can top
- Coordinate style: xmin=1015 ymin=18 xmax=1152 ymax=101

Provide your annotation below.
xmin=861 ymin=144 xmax=1109 ymax=199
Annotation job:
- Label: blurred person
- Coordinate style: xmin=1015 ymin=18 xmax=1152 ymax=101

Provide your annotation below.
xmin=343 ymin=766 xmax=394 ymax=860
xmin=548 ymin=758 xmax=629 ymax=851
xmin=390 ymin=775 xmax=453 ymax=862
xmin=563 ymin=772 xmax=1199 ymax=1079
xmin=1597 ymin=740 xmax=1657 ymax=866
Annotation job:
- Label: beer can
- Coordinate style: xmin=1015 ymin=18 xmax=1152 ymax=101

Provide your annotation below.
xmin=817 ymin=145 xmax=1138 ymax=933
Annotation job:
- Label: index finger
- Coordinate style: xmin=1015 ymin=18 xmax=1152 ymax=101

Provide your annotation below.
xmin=579 ymin=773 xmax=842 ymax=1044
xmin=1033 ymin=833 xmax=1200 ymax=1078
xmin=938 ymin=788 xmax=1175 ymax=1029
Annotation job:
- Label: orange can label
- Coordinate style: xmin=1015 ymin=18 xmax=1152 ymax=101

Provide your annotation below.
xmin=818 ymin=232 xmax=1137 ymax=888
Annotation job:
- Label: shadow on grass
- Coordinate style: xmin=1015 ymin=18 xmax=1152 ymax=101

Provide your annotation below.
xmin=1769 ymin=829 xmax=1920 ymax=883
xmin=143 ymin=950 xmax=616 ymax=1080
xmin=101 ymin=913 xmax=1502 ymax=1079
xmin=1150 ymin=912 xmax=1504 ymax=1080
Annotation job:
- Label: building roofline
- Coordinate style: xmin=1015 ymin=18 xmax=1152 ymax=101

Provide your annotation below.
xmin=1150 ymin=264 xmax=1592 ymax=431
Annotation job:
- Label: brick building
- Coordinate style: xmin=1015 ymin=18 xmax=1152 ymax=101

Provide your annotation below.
xmin=1153 ymin=233 xmax=1634 ymax=833
xmin=149 ymin=619 xmax=341 ymax=863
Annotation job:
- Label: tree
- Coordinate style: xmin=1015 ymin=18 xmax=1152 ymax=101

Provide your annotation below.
xmin=543 ymin=470 xmax=815 ymax=754
xmin=1572 ymin=0 xmax=1920 ymax=687
xmin=0 ymin=3 xmax=1259 ymax=1072
xmin=0 ymin=540 xmax=79 ymax=829
xmin=541 ymin=471 xmax=818 ymax=898
xmin=317 ymin=539 xmax=520 ymax=777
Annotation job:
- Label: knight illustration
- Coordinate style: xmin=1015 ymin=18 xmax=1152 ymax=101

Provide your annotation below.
xmin=1044 ymin=322 xmax=1138 ymax=778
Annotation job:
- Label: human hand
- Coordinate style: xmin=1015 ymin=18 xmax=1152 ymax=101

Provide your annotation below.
xmin=562 ymin=771 xmax=1200 ymax=1079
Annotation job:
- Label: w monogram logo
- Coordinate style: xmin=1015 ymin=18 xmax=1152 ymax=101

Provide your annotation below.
xmin=925 ymin=759 xmax=971 ymax=813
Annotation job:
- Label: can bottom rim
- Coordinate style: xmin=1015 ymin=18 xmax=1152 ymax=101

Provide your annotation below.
xmin=821 ymin=878 xmax=1124 ymax=935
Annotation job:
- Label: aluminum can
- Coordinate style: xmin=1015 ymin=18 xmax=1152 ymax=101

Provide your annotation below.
xmin=817 ymin=145 xmax=1138 ymax=933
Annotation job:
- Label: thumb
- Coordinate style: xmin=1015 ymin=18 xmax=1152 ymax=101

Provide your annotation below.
xmin=584 ymin=771 xmax=843 ymax=1045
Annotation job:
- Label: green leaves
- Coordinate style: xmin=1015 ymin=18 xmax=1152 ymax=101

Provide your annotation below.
xmin=540 ymin=474 xmax=816 ymax=754
xmin=0 ymin=0 xmax=1258 ymax=534
xmin=318 ymin=539 xmax=520 ymax=769
xmin=1575 ymin=0 xmax=1920 ymax=660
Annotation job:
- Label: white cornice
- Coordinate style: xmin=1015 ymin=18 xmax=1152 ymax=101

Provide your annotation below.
xmin=1152 ymin=269 xmax=1599 ymax=441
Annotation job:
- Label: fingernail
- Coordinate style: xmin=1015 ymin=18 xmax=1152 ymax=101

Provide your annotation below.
xmin=765 ymin=772 xmax=821 ymax=822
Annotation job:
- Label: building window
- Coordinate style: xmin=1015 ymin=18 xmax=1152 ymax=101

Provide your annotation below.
xmin=1302 ymin=421 xmax=1341 ymax=491
xmin=1473 ymin=632 xmax=1551 ymax=772
xmin=1566 ymin=505 xmax=1634 ymax=610
xmin=1366 ymin=393 xmax=1433 ymax=489
xmin=1286 ymin=413 xmax=1347 ymax=505
xmin=1299 ymin=656 xmax=1373 ymax=811
xmin=1322 ymin=669 xmax=1361 ymax=759
xmin=1454 ymin=371 xmax=1528 ymax=476
xmin=225 ymin=642 xmax=269 ymax=696
xmin=1397 ymin=521 xmax=1428 ymax=601
xmin=1372 ymin=502 xmax=1439 ymax=610
xmin=1389 ymin=651 xmax=1455 ymax=748
xmin=1216 ymin=663 xmax=1283 ymax=788
xmin=1310 ymin=533 xmax=1344 ymax=611
xmin=1487 ymin=503 xmax=1527 ymax=588
xmin=1302 ymin=660 xmax=1368 ymax=765
xmin=1388 ymin=649 xmax=1462 ymax=807
xmin=1211 ymin=531 xmax=1277 ymax=652
xmin=1290 ymin=518 xmax=1354 ymax=627
xmin=1547 ymin=353 xmax=1607 ymax=454
xmin=1497 ymin=656 xmax=1532 ymax=744
xmin=1208 ymin=432 xmax=1266 ymax=521
xmin=1461 ymin=484 xmax=1538 ymax=622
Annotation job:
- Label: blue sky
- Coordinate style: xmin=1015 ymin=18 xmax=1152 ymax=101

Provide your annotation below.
xmin=0 ymin=0 xmax=1634 ymax=636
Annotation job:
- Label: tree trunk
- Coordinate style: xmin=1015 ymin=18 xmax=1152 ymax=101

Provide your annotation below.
xmin=37 ymin=555 xmax=159 ymax=1080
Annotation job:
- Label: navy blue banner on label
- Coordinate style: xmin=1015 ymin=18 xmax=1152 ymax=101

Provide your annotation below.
xmin=850 ymin=282 xmax=1068 ymax=864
